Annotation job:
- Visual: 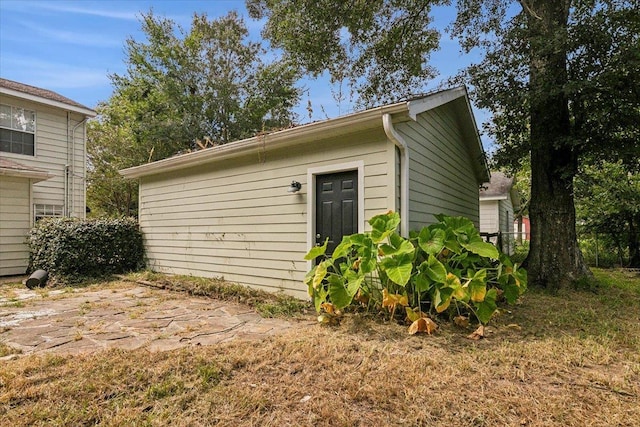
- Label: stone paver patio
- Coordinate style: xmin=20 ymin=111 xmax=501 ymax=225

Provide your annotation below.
xmin=0 ymin=279 xmax=307 ymax=357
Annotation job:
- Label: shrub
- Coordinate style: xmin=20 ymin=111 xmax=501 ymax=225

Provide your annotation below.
xmin=511 ymin=241 xmax=530 ymax=265
xmin=28 ymin=217 xmax=144 ymax=282
xmin=305 ymin=212 xmax=527 ymax=328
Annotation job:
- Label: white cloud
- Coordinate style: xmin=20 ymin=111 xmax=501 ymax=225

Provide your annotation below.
xmin=35 ymin=1 xmax=140 ymax=21
xmin=16 ymin=20 xmax=124 ymax=48
xmin=1 ymin=55 xmax=110 ymax=89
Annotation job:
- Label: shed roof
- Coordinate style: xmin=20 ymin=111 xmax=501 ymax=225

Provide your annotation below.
xmin=0 ymin=78 xmax=96 ymax=117
xmin=0 ymin=156 xmax=53 ymax=182
xmin=480 ymin=171 xmax=514 ymax=198
xmin=480 ymin=171 xmax=521 ymax=210
xmin=120 ymin=86 xmax=489 ymax=182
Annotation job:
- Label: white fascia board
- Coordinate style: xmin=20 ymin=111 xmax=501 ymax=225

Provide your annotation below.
xmin=0 ymin=167 xmax=53 ymax=182
xmin=406 ymin=87 xmax=466 ymax=120
xmin=120 ymin=103 xmax=408 ymax=179
xmin=480 ymin=195 xmax=508 ymax=201
xmin=0 ymin=87 xmax=97 ymax=117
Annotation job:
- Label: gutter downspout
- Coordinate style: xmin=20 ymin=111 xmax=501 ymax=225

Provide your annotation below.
xmin=382 ymin=113 xmax=409 ymax=237
xmin=71 ymin=117 xmax=88 ymax=217
xmin=65 ymin=112 xmax=70 ymax=216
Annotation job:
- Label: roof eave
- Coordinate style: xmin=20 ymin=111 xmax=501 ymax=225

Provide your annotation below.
xmin=0 ymin=87 xmax=97 ymax=117
xmin=120 ymin=103 xmax=408 ymax=179
xmin=0 ymin=167 xmax=54 ymax=182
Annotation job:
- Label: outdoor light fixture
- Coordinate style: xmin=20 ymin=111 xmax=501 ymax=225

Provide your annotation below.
xmin=287 ymin=180 xmax=302 ymax=193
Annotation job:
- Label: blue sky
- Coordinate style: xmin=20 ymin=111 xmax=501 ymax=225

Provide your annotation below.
xmin=0 ymin=0 xmax=489 ymax=145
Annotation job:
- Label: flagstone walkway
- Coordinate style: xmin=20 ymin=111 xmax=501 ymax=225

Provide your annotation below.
xmin=0 ymin=279 xmax=307 ymax=357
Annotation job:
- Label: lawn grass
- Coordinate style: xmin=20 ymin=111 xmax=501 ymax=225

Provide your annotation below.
xmin=0 ymin=268 xmax=638 ymax=426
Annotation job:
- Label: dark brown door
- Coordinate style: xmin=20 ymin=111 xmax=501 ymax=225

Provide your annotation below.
xmin=315 ymin=170 xmax=358 ymax=256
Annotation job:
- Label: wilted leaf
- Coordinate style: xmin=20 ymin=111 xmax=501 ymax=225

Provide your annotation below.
xmin=467 ymin=325 xmax=484 ymax=340
xmin=382 ymin=288 xmax=408 ymax=314
xmin=354 ymin=289 xmax=369 ymax=305
xmin=454 ymin=315 xmax=469 ymax=328
xmin=320 ymin=302 xmax=336 ymax=314
xmin=408 ymin=317 xmax=438 ymax=335
xmin=312 ymin=260 xmax=330 ymax=290
xmin=405 ymin=307 xmax=429 ymax=322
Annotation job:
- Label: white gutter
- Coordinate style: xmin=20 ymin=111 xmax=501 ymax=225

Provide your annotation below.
xmin=120 ymin=103 xmax=408 ymax=179
xmin=0 ymin=87 xmax=97 ymax=117
xmin=382 ymin=113 xmax=409 ymax=238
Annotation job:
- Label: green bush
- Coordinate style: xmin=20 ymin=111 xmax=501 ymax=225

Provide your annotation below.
xmin=28 ymin=217 xmax=145 ymax=282
xmin=511 ymin=241 xmax=530 ymax=265
xmin=305 ymin=212 xmax=527 ymax=327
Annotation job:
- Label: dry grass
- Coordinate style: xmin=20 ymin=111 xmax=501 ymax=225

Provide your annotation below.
xmin=1 ymin=269 xmax=639 ymax=426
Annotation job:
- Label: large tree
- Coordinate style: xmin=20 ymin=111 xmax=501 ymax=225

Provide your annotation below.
xmin=110 ymin=10 xmax=300 ymax=158
xmin=88 ymin=11 xmax=301 ymax=216
xmin=247 ymin=0 xmax=444 ymax=107
xmin=250 ymin=0 xmax=639 ymax=289
xmin=453 ymin=0 xmax=639 ymax=288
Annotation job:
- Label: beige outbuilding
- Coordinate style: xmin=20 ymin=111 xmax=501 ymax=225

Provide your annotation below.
xmin=121 ymin=87 xmax=490 ymax=298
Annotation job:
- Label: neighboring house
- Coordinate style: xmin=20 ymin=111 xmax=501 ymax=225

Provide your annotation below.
xmin=514 ymin=215 xmax=530 ymax=242
xmin=0 ymin=78 xmax=96 ymax=276
xmin=121 ymin=87 xmax=490 ymax=298
xmin=479 ymin=171 xmax=520 ymax=255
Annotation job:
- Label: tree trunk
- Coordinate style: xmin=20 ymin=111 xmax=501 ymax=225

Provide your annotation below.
xmin=523 ymin=0 xmax=592 ymax=289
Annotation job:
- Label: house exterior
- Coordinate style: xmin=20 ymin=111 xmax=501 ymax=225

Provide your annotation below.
xmin=0 ymin=78 xmax=96 ymax=276
xmin=479 ymin=171 xmax=520 ymax=255
xmin=121 ymin=87 xmax=490 ymax=298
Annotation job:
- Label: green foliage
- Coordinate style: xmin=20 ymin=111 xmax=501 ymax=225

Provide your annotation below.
xmin=28 ymin=217 xmax=145 ymax=282
xmin=575 ymin=161 xmax=640 ymax=267
xmin=89 ymin=10 xmax=300 ymax=217
xmin=247 ymin=0 xmax=443 ymax=107
xmin=305 ymin=212 xmax=527 ymax=326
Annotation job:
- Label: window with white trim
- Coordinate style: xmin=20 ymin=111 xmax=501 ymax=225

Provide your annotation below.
xmin=0 ymin=103 xmax=36 ymax=156
xmin=34 ymin=204 xmax=63 ymax=222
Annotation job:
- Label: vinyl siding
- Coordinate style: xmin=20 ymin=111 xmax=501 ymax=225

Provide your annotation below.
xmin=479 ymin=200 xmax=499 ymax=233
xmin=396 ymin=102 xmax=481 ymax=230
xmin=138 ymin=129 xmax=392 ymax=298
xmin=0 ymin=176 xmax=30 ymax=275
xmin=480 ymin=197 xmax=515 ymax=254
xmin=499 ymin=196 xmax=514 ymax=254
xmin=0 ymin=94 xmax=86 ymax=218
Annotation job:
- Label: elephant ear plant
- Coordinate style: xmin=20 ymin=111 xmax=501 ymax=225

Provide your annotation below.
xmin=304 ymin=211 xmax=527 ymax=332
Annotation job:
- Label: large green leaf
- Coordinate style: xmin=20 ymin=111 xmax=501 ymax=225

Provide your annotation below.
xmin=380 ymin=253 xmax=414 ymax=286
xmin=369 ymin=211 xmax=401 ymax=243
xmin=304 ymin=238 xmax=328 ymax=260
xmin=461 ymin=239 xmax=499 ymax=259
xmin=474 ymin=288 xmax=498 ymax=324
xmin=328 ymin=275 xmax=357 ymax=309
xmin=380 ymin=233 xmax=415 ymax=256
xmin=413 ymin=272 xmax=432 ymax=293
xmin=331 ymin=235 xmax=354 ymax=260
xmin=418 ymin=227 xmax=446 ymax=255
xmin=421 ymin=254 xmax=447 ymax=283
